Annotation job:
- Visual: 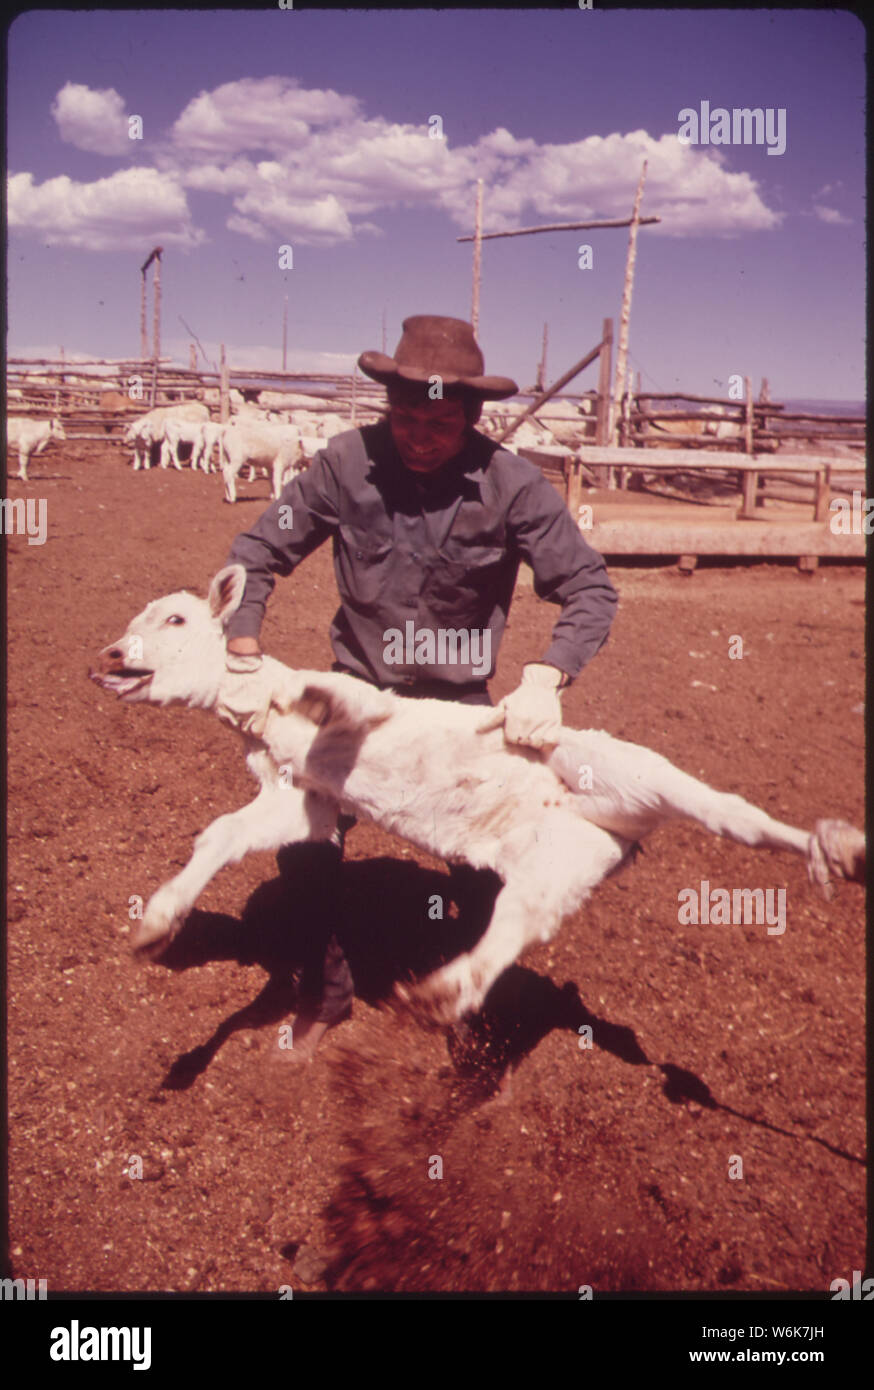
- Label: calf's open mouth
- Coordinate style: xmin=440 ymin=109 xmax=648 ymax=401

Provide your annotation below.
xmin=89 ymin=667 xmax=154 ymax=697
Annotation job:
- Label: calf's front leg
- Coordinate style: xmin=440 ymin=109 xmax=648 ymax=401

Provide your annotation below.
xmin=133 ymin=784 xmax=337 ymax=958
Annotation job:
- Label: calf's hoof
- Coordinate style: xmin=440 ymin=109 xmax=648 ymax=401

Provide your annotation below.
xmin=130 ymin=926 xmax=174 ymax=961
xmin=394 ymin=974 xmax=466 ymax=1029
xmin=812 ymin=818 xmax=866 ymax=885
xmin=806 ymin=833 xmax=833 ymax=900
xmin=131 ymin=910 xmax=181 ymax=961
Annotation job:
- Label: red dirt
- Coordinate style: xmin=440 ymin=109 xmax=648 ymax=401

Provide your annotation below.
xmin=5 ymin=438 xmax=866 ymax=1293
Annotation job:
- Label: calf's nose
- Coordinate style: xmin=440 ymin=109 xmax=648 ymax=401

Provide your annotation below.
xmin=95 ymin=644 xmax=126 ymax=674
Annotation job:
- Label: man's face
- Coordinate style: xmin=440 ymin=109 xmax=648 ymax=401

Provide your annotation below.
xmin=389 ymin=395 xmax=469 ymax=474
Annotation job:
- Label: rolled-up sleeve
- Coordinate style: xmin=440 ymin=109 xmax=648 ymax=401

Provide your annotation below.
xmin=507 ymin=470 xmax=618 ymax=680
xmin=223 ymin=451 xmax=340 ymax=641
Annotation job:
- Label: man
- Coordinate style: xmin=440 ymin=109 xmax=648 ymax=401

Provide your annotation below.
xmin=223 ymin=315 xmax=618 ymax=1059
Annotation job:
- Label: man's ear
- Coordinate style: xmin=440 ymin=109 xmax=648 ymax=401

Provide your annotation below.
xmin=208 ymin=566 xmax=247 ymax=623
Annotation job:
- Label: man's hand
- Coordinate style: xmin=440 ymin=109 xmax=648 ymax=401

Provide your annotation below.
xmin=226 ymin=635 xmax=263 ymax=674
xmin=499 ymin=663 xmax=568 ymax=750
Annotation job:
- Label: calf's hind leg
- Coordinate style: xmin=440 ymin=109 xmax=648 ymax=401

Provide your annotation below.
xmin=550 ymin=737 xmax=833 ymax=886
xmin=400 ymin=813 xmax=628 ymax=1024
xmin=133 ymin=785 xmax=337 ymax=958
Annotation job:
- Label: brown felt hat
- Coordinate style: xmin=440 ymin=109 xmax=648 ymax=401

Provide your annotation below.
xmin=358 ymin=315 xmax=518 ymax=400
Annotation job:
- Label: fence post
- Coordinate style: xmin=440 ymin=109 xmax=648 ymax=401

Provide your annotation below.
xmin=744 ymin=374 xmax=754 ymax=454
xmin=220 ymin=344 xmax=230 ymax=423
xmin=594 ymin=317 xmax=613 ymax=487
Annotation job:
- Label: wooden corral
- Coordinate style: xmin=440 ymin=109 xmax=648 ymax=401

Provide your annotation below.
xmin=516 ymin=445 xmax=867 ymax=569
xmin=6 ymin=354 xmax=866 ymax=574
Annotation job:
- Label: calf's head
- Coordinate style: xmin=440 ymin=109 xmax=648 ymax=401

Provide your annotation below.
xmin=90 ymin=566 xmax=247 ymax=709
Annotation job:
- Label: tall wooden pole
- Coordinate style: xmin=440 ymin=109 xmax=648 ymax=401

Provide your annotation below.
xmin=536 ymin=322 xmax=549 ymax=393
xmin=471 ymin=178 xmax=484 ymax=334
xmin=152 ymin=249 xmax=162 ymax=364
xmin=219 ymin=343 xmax=229 ymax=423
xmin=610 ymin=160 xmax=648 ymax=445
xmin=140 ymin=246 xmax=163 ymax=365
xmin=594 ymin=317 xmax=613 ymax=485
xmin=744 ymin=374 xmax=754 ymax=454
xmin=140 ymin=272 xmax=148 ymax=361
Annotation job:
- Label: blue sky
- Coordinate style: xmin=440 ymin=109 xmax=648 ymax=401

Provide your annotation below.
xmin=6 ymin=8 xmax=865 ymax=401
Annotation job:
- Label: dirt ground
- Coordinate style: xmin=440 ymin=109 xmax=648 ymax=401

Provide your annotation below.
xmin=5 ymin=437 xmax=866 ymax=1294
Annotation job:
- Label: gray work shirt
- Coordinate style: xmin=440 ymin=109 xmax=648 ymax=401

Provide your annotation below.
xmin=224 ymin=419 xmax=618 ymax=688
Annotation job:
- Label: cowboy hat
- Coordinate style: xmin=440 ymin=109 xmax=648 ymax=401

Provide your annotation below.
xmin=358 ymin=315 xmax=518 ymax=400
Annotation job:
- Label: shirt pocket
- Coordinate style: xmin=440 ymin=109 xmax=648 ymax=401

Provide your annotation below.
xmin=426 ymin=544 xmax=506 ymax=623
xmin=336 ymin=523 xmax=394 ymax=611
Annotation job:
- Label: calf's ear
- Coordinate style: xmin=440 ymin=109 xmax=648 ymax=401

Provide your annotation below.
xmin=208 ymin=565 xmax=247 ymax=623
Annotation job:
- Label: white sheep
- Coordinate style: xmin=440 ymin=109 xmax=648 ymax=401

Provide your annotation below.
xmin=220 ymin=419 xmax=303 ymax=503
xmin=193 ymin=421 xmax=226 ymax=474
xmin=125 ymin=403 xmax=209 ymax=470
xmin=160 ymin=416 xmax=210 ymax=471
xmin=6 ymin=417 xmax=66 ymax=481
xmin=90 ymin=565 xmax=865 ymax=1025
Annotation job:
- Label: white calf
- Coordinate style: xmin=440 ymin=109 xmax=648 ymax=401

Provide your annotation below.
xmin=126 ymin=403 xmax=209 ymax=470
xmin=220 ymin=421 xmax=303 ymax=503
xmin=6 ymin=417 xmax=66 ymax=481
xmin=124 ymin=418 xmax=158 ymax=471
xmin=193 ymin=421 xmax=226 ymax=474
xmin=159 ymin=417 xmax=210 ymax=471
xmin=90 ymin=566 xmax=865 ymax=1025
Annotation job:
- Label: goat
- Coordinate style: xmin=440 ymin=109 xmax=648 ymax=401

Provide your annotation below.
xmin=160 ymin=417 xmax=209 ymax=471
xmin=219 ymin=420 xmax=303 ymax=503
xmin=6 ymin=417 xmax=66 ymax=481
xmin=125 ymin=403 xmax=209 ymax=470
xmin=193 ymin=421 xmax=226 ymax=475
xmin=89 ymin=566 xmax=865 ymax=1026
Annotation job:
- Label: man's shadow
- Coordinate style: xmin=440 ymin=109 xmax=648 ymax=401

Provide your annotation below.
xmin=150 ymin=856 xmax=865 ymax=1163
xmin=152 ymin=850 xmax=689 ymax=1104
xmin=156 ymin=852 xmax=491 ymax=1090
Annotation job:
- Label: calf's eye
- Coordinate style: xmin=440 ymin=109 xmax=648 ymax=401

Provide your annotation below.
xmin=166 ymin=615 xmax=185 ymax=626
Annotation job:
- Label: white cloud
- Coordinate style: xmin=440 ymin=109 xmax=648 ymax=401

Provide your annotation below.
xmin=167 ymin=89 xmax=781 ymax=243
xmin=51 ymin=81 xmax=130 ymax=156
xmin=16 ymin=76 xmax=784 ymax=255
xmin=446 ymin=129 xmax=782 ymax=237
xmin=813 ymin=204 xmax=852 ymax=226
xmin=7 ymin=167 xmax=205 ymax=252
xmin=171 ymin=76 xmax=360 ymax=154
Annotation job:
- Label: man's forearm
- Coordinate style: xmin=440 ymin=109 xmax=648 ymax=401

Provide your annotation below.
xmin=540 ymin=571 xmax=618 ymax=681
xmin=222 ymin=452 xmax=340 ymax=645
xmin=510 ymin=471 xmax=618 ymax=684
